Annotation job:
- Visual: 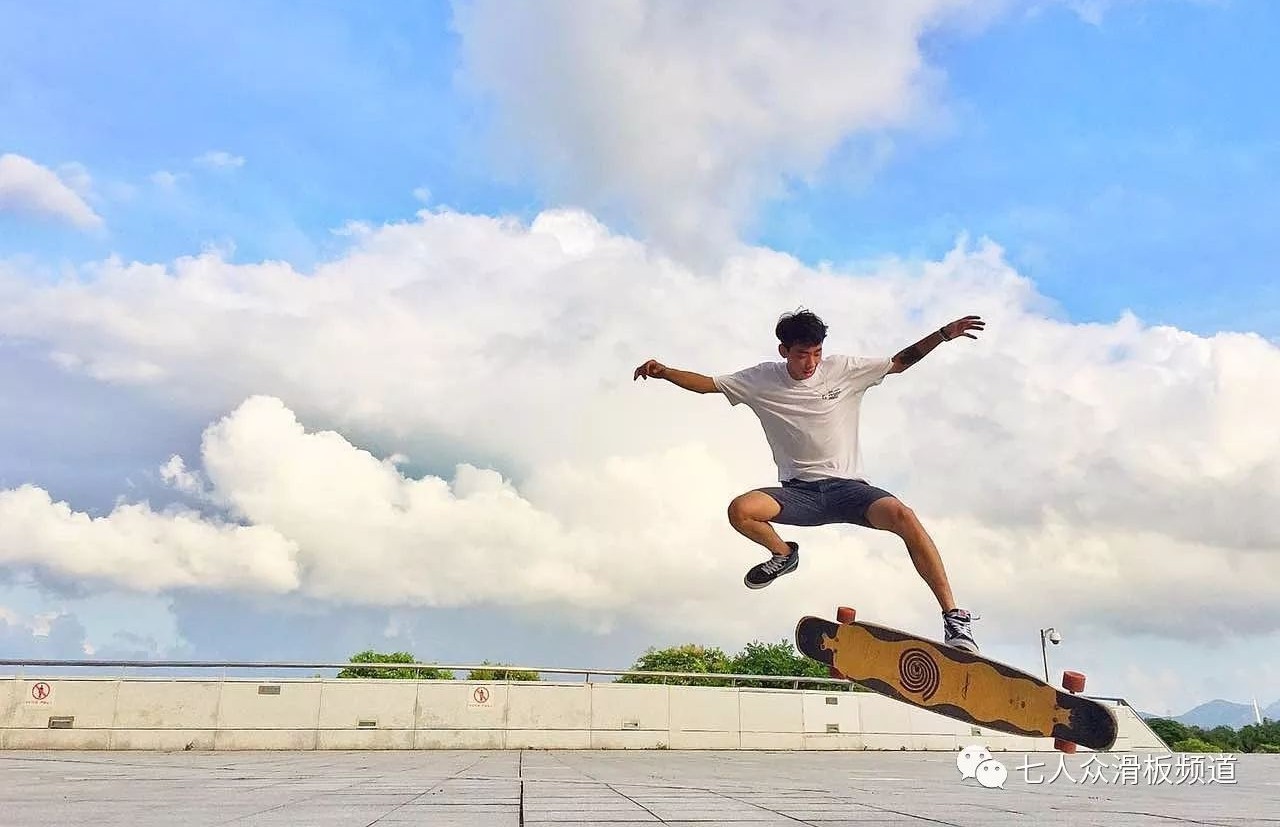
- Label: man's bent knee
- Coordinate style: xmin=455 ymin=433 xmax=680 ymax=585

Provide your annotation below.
xmin=727 ymin=491 xmax=781 ymax=527
xmin=866 ymin=497 xmax=917 ymax=534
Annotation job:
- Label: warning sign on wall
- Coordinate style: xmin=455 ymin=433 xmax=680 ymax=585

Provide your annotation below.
xmin=467 ymin=686 xmax=493 ymax=709
xmin=26 ymin=681 xmax=53 ymax=706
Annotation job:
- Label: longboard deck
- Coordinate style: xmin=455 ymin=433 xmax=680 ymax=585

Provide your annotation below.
xmin=795 ymin=615 xmax=1117 ymax=751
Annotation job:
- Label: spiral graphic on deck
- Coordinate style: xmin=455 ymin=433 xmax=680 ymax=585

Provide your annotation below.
xmin=898 ymin=648 xmax=940 ymax=701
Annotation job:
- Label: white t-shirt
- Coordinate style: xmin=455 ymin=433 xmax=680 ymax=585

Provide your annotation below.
xmin=713 ymin=354 xmax=894 ymax=482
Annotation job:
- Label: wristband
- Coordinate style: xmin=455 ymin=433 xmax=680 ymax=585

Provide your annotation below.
xmin=939 ymin=327 xmax=952 ymax=341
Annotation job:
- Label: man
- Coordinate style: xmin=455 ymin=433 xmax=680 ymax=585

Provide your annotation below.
xmin=632 ymin=309 xmax=985 ymax=652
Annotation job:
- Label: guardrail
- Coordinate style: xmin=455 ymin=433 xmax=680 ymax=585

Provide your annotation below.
xmin=1 ymin=659 xmax=1159 ymax=752
xmin=0 ymin=658 xmax=858 ymax=690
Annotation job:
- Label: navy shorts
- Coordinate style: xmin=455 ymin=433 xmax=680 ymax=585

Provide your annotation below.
xmin=755 ymin=477 xmax=895 ymax=528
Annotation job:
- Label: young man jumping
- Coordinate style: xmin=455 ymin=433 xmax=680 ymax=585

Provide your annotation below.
xmin=632 ymin=309 xmax=985 ymax=652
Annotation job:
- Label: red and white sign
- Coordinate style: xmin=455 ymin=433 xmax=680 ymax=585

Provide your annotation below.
xmin=467 ymin=685 xmax=493 ymax=709
xmin=27 ymin=681 xmax=53 ymax=705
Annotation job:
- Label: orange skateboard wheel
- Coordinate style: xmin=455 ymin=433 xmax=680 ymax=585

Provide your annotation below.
xmin=1054 ymin=738 xmax=1077 ymax=753
xmin=1062 ymin=670 xmax=1086 ymax=693
xmin=836 ymin=606 xmax=856 ymax=624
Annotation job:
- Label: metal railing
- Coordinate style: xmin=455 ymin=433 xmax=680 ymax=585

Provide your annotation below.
xmin=0 ymin=658 xmax=859 ymax=690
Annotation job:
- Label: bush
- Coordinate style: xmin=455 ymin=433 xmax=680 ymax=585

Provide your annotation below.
xmin=467 ymin=661 xmax=541 ymax=681
xmin=616 ymin=644 xmax=733 ymax=686
xmin=730 ymin=639 xmax=853 ymax=690
xmin=616 ymin=641 xmax=864 ymax=690
xmin=337 ymin=650 xmax=454 ymax=680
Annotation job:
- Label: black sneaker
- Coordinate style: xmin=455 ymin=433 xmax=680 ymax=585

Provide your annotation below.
xmin=942 ymin=608 xmax=979 ymax=653
xmin=744 ymin=542 xmax=799 ymax=589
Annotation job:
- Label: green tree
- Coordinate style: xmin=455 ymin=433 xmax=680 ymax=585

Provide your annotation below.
xmin=729 ymin=639 xmax=853 ymax=689
xmin=1203 ymin=725 xmax=1241 ymax=752
xmin=616 ymin=644 xmax=732 ymax=686
xmin=1146 ymin=717 xmax=1190 ymax=750
xmin=337 ymin=650 xmax=454 ymax=680
xmin=467 ymin=661 xmax=541 ymax=681
xmin=1146 ymin=717 xmax=1280 ymax=753
xmin=1238 ymin=720 xmax=1280 ymax=753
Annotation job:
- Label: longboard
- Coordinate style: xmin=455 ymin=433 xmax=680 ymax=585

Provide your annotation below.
xmin=795 ymin=611 xmax=1118 ymax=752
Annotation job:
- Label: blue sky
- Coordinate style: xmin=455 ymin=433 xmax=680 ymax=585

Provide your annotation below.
xmin=0 ymin=0 xmax=526 ymax=265
xmin=3 ymin=1 xmax=1280 ymax=717
xmin=762 ymin=0 xmax=1280 ymax=336
xmin=4 ymin=1 xmax=1277 ymax=335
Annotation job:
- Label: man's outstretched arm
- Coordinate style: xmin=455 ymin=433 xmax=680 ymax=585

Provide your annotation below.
xmin=888 ymin=315 xmax=985 ymax=374
xmin=632 ymin=359 xmax=720 ymax=394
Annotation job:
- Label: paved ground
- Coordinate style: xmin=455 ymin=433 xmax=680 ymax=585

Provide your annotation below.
xmin=0 ymin=750 xmax=1275 ymax=826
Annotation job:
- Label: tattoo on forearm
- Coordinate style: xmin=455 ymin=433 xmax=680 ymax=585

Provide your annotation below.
xmin=896 ymin=344 xmax=925 ymax=366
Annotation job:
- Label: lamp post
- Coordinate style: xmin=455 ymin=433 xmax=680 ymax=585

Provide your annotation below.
xmin=1039 ymin=627 xmax=1061 ymax=682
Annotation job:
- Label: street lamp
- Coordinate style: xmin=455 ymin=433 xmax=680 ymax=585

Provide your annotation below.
xmin=1039 ymin=627 xmax=1061 ymax=682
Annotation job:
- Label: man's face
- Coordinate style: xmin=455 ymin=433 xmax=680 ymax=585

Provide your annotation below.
xmin=780 ymin=343 xmax=822 ymax=380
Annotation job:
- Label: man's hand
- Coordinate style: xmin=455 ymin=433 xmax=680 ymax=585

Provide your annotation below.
xmin=633 ymin=358 xmax=667 ymax=380
xmin=941 ymin=315 xmax=985 ymax=341
xmin=890 ymin=315 xmax=986 ymax=374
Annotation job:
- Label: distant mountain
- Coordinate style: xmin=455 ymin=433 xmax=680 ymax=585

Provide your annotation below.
xmin=1177 ymin=700 xmax=1259 ymax=729
xmin=1141 ymin=699 xmax=1280 ymax=729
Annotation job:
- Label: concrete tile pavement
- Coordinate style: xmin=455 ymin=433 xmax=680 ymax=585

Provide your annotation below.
xmin=0 ymin=750 xmax=1274 ymax=826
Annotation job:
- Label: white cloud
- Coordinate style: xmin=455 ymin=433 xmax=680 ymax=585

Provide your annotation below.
xmin=0 ymin=483 xmax=300 ymax=594
xmin=190 ymin=395 xmax=731 ymax=615
xmin=0 ymin=207 xmax=1277 ymax=650
xmin=30 ymin=610 xmax=58 ymax=637
xmin=451 ymin=0 xmax=1003 ymax=262
xmin=195 ymin=151 xmax=246 ymax=170
xmin=158 ymin=455 xmax=209 ymax=498
xmin=0 ymin=153 xmax=104 ymax=230
xmin=1055 ymin=0 xmax=1111 ymax=24
xmin=150 ymin=170 xmax=183 ymax=189
xmin=1027 ymin=0 xmax=1220 ymax=27
xmin=0 ymin=606 xmax=92 ymax=658
xmin=57 ymin=162 xmax=94 ymax=198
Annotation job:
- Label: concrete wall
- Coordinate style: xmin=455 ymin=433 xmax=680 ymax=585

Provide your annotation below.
xmin=0 ymin=676 xmax=1165 ymax=752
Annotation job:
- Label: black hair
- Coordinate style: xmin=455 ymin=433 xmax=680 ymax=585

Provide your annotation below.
xmin=775 ymin=309 xmax=828 ymax=349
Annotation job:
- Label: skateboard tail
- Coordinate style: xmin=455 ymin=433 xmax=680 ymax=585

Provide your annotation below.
xmin=1056 ymin=692 xmax=1119 ymax=751
xmin=795 ymin=615 xmax=837 ymax=668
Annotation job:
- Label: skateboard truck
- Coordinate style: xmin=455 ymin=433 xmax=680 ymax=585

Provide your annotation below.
xmin=828 ymin=606 xmax=857 ymax=680
xmin=1055 ymin=670 xmax=1087 ymax=753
